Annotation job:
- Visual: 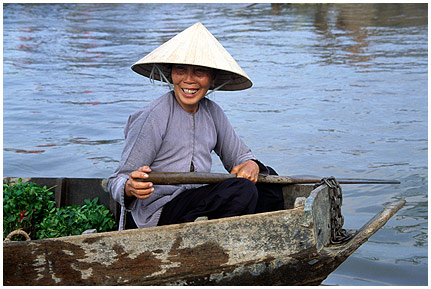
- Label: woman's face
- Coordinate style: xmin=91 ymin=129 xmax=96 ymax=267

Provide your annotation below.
xmin=171 ymin=64 xmax=213 ymax=114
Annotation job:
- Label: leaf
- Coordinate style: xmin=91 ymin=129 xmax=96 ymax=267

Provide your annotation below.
xmin=5 ymin=187 xmax=117 ymax=240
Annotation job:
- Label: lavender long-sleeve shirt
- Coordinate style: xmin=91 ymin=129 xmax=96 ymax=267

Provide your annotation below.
xmin=107 ymin=91 xmax=264 ymax=229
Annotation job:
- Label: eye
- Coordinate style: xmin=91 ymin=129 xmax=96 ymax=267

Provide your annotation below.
xmin=173 ymin=65 xmax=186 ymax=73
xmin=194 ymin=68 xmax=210 ymax=77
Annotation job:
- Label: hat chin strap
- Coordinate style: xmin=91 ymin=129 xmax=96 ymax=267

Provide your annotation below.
xmin=150 ymin=64 xmax=233 ymax=96
xmin=150 ymin=64 xmax=174 ymax=91
xmin=205 ymin=77 xmax=232 ymax=97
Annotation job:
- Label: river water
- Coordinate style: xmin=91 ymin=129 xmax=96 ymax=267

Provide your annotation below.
xmin=3 ymin=3 xmax=428 ymax=285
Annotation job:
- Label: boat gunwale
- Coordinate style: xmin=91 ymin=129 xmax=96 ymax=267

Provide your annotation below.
xmin=2 ymin=180 xmax=320 ymax=245
xmin=324 ymin=199 xmax=406 ymax=255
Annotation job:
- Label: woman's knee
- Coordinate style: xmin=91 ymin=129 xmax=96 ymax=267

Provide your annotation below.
xmin=239 ymin=177 xmax=258 ymax=192
xmin=216 ymin=178 xmax=257 ymax=215
xmin=222 ymin=176 xmax=255 ymax=188
xmin=226 ymin=177 xmax=258 ymax=202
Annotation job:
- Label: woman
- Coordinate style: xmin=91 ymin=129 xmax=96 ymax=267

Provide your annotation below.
xmin=108 ymin=22 xmax=283 ymax=230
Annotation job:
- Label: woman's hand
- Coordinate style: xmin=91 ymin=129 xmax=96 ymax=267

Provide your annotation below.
xmin=230 ymin=160 xmax=260 ymax=184
xmin=125 ymin=166 xmax=154 ymax=199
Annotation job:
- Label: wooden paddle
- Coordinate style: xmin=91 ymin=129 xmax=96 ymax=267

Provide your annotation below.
xmin=136 ymin=172 xmax=400 ymax=185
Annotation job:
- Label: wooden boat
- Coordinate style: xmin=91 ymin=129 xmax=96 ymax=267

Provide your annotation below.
xmin=3 ymin=176 xmax=404 ymax=286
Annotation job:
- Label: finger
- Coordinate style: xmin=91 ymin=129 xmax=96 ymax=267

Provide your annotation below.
xmin=130 ymin=179 xmax=154 ymax=193
xmin=235 ymin=171 xmax=246 ymax=178
xmin=130 ymin=170 xmax=150 ymax=180
xmin=245 ymin=175 xmax=257 ymax=184
xmin=131 ymin=188 xmax=154 ymax=199
xmin=236 ymin=171 xmax=251 ymax=180
xmin=141 ymin=166 xmax=152 ymax=173
xmin=240 ymin=170 xmax=258 ymax=183
xmin=134 ymin=187 xmax=154 ymax=198
xmin=230 ymin=165 xmax=241 ymax=175
xmin=128 ymin=180 xmax=154 ymax=197
xmin=250 ymin=174 xmax=258 ymax=184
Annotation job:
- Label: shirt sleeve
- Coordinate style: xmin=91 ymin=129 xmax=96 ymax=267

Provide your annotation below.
xmin=107 ymin=109 xmax=165 ymax=210
xmin=211 ymin=102 xmax=269 ymax=175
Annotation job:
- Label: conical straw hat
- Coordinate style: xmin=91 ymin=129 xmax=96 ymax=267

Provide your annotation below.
xmin=131 ymin=22 xmax=252 ymax=91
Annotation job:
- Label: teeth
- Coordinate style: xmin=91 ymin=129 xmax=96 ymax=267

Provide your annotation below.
xmin=183 ymin=88 xmax=198 ymax=94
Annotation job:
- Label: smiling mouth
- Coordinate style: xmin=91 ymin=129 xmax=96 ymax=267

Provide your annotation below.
xmin=182 ymin=88 xmax=199 ymax=95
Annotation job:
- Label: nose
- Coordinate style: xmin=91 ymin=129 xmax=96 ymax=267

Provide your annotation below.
xmin=183 ymin=67 xmax=195 ymax=83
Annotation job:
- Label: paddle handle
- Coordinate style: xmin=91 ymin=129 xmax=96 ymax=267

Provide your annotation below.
xmin=136 ymin=172 xmax=400 ymax=185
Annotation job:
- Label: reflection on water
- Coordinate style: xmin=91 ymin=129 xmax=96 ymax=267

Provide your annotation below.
xmin=3 ymin=3 xmax=427 ymax=286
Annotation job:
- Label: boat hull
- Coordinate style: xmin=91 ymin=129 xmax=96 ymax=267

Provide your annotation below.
xmin=3 ymin=178 xmax=404 ymax=286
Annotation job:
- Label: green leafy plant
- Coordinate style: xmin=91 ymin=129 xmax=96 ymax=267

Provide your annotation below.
xmin=37 ymin=198 xmax=116 ymax=239
xmin=3 ymin=178 xmax=56 ymax=240
xmin=3 ymin=179 xmax=117 ymax=241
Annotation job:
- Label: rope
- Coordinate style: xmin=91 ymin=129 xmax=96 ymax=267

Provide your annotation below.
xmin=150 ymin=64 xmax=174 ymax=91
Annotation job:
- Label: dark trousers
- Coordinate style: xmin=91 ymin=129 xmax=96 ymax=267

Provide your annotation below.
xmin=125 ymin=167 xmax=284 ymax=229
